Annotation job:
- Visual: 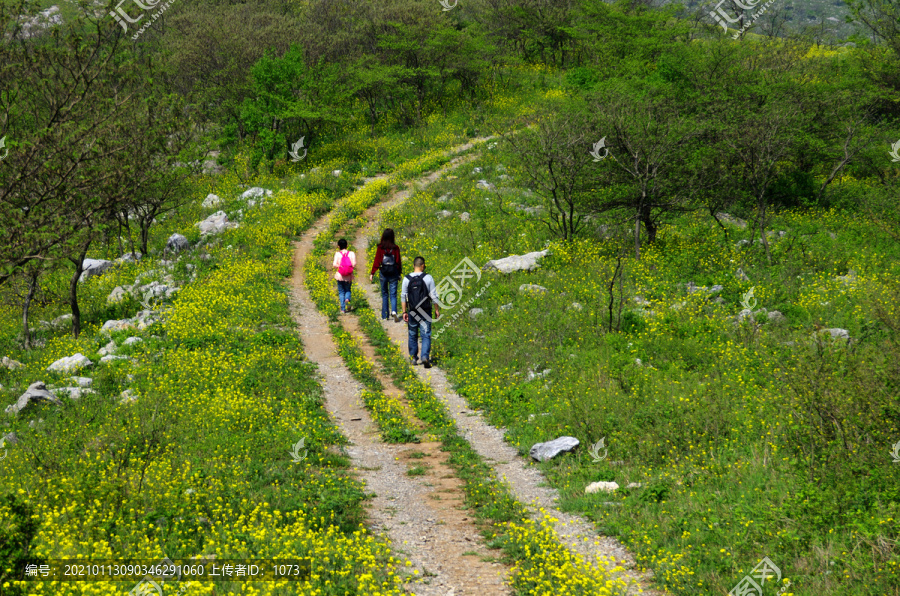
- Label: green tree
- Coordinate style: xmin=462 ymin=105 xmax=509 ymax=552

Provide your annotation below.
xmin=504 ymin=105 xmax=596 ymax=240
xmin=0 ymin=2 xmax=137 ymax=286
xmin=586 ymin=79 xmax=709 ymax=258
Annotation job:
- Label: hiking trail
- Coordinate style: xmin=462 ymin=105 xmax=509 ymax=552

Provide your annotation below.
xmin=289 ymin=140 xmax=663 ymax=595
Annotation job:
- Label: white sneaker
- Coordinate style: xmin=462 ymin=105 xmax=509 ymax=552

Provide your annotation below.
xmin=391 ymin=311 xmax=399 ymax=322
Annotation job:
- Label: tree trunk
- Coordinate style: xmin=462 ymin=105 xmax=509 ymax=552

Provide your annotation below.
xmin=22 ymin=270 xmax=38 ymax=350
xmin=607 ymin=256 xmax=622 ymax=333
xmin=641 ymin=203 xmax=657 ymax=244
xmin=757 ymin=196 xmax=772 ymax=264
xmin=634 ymin=215 xmax=641 ymax=260
xmin=69 ymin=245 xmax=89 ymax=339
xmin=121 ymin=212 xmax=137 ymax=258
xmin=140 ymin=216 xmax=152 ymax=256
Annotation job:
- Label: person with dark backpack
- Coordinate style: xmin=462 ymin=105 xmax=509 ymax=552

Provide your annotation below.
xmin=369 ymin=228 xmax=403 ymax=322
xmin=401 ymin=256 xmax=440 ymax=368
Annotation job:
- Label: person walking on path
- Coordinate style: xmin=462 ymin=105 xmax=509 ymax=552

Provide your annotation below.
xmin=369 ymin=228 xmax=403 ymax=322
xmin=402 ymin=256 xmax=440 ymax=368
xmin=333 ymin=238 xmax=356 ymax=314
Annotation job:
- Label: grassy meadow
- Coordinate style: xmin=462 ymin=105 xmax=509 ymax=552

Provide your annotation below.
xmin=375 ymin=145 xmax=900 ymax=595
xmin=3 ymin=0 xmax=900 ymax=590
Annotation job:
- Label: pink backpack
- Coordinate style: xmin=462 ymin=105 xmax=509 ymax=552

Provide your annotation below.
xmin=338 ymin=250 xmax=354 ymax=276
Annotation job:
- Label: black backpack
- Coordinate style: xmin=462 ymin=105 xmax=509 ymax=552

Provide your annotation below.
xmin=380 ymin=249 xmax=399 ymax=278
xmin=406 ymin=274 xmax=431 ymax=321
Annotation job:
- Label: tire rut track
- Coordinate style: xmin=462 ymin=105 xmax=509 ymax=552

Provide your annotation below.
xmin=353 ymin=170 xmax=666 ymax=596
xmin=289 ymin=160 xmax=511 ymax=595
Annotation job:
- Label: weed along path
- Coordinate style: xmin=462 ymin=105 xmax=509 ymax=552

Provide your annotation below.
xmin=354 ymin=174 xmax=665 ymax=596
xmin=289 ymin=162 xmax=511 ymax=595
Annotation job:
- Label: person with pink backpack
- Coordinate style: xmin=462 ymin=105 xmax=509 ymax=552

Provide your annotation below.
xmin=332 ymin=238 xmax=356 ymax=314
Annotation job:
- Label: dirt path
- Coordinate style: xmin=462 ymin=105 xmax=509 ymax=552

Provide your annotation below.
xmin=354 ymin=174 xmax=663 ymax=596
xmin=289 ymin=149 xmax=511 ymax=596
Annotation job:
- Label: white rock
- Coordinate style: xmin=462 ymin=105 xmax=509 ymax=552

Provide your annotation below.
xmin=115 ymin=252 xmax=142 ymax=264
xmin=472 ymin=167 xmax=483 ymax=174
xmin=716 ymin=212 xmax=748 ymax=229
xmin=140 ymin=281 xmax=170 ymax=300
xmin=332 ymin=170 xmax=342 ymax=177
xmin=79 ymin=259 xmax=113 ymax=282
xmin=529 ymin=436 xmax=579 ymax=462
xmin=240 ymin=187 xmax=272 ymax=201
xmin=67 ymin=377 xmax=93 ymax=388
xmin=98 ymin=340 xmax=117 ymax=357
xmin=202 ymin=193 xmax=222 ymax=208
xmin=47 ymin=353 xmax=92 ymax=373
xmin=19 ymin=5 xmax=62 ymax=38
xmin=821 ymin=328 xmax=850 ymax=340
xmin=459 ymin=212 xmax=471 ymax=222
xmin=100 ymin=355 xmax=130 ymax=363
xmin=570 ymin=302 xmax=583 ymax=311
xmin=736 ymin=268 xmax=750 ymax=282
xmin=585 ymin=481 xmax=620 ymax=494
xmin=196 ymin=211 xmax=237 ymax=236
xmin=51 ymin=314 xmax=72 ymax=328
xmin=483 ymin=250 xmax=550 ymax=274
xmin=101 ymin=320 xmax=136 ymax=335
xmin=527 ymin=368 xmax=551 ymax=380
xmin=767 ymin=310 xmax=786 ymax=322
xmin=119 ymin=389 xmax=138 ymax=405
xmin=499 ymin=303 xmax=513 ymax=311
xmin=6 ymin=382 xmax=61 ymax=414
xmin=107 ymin=286 xmax=130 ymax=305
xmin=2 ymin=357 xmax=24 ymax=370
xmin=633 ymin=296 xmax=650 ymax=306
xmin=476 ymin=180 xmax=496 ymax=190
xmin=51 ymin=386 xmax=95 ymax=400
xmin=122 ymin=337 xmax=143 ymax=346
xmin=469 ymin=308 xmax=484 ymax=318
xmin=437 ymin=210 xmax=454 ymax=219
xmin=438 ymin=193 xmax=452 ymax=203
xmin=626 ymin=482 xmax=642 ymax=489
xmin=166 ymin=233 xmax=190 ymax=253
xmin=519 ymin=283 xmax=548 ymax=294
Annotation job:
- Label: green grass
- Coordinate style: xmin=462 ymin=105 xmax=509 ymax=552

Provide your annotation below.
xmin=376 ymin=151 xmax=900 ymax=595
xmin=406 ymin=465 xmax=428 ymax=477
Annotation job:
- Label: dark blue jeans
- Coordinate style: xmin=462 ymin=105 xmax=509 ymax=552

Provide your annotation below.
xmin=379 ymin=273 xmax=399 ymax=319
xmin=337 ymin=281 xmax=352 ymax=312
xmin=407 ymin=317 xmax=432 ymax=361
